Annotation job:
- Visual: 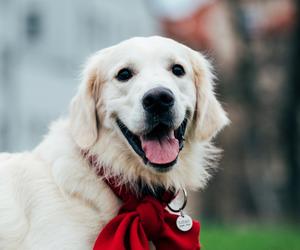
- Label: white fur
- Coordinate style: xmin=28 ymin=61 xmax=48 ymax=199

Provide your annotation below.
xmin=0 ymin=36 xmax=229 ymax=249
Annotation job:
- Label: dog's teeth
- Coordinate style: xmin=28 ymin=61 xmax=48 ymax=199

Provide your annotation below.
xmin=168 ymin=130 xmax=175 ymax=139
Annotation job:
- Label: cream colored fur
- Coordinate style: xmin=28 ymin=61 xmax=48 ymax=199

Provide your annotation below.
xmin=0 ymin=36 xmax=229 ymax=250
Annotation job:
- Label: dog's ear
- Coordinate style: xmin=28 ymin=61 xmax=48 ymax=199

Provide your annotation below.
xmin=191 ymin=51 xmax=229 ymax=141
xmin=69 ymin=57 xmax=101 ymax=149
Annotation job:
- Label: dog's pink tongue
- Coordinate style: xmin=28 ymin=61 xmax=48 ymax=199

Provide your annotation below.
xmin=141 ymin=132 xmax=179 ymax=164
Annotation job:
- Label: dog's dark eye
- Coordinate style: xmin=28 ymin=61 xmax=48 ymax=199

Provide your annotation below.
xmin=171 ymin=64 xmax=185 ymax=77
xmin=116 ymin=68 xmax=133 ymax=82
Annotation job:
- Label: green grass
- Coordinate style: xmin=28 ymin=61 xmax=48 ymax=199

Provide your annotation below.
xmin=201 ymin=224 xmax=300 ymax=250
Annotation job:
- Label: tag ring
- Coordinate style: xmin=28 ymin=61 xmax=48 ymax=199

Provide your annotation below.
xmin=167 ymin=189 xmax=187 ymax=212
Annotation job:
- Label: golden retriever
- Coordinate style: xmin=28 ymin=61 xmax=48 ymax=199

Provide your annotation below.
xmin=0 ymin=36 xmax=229 ymax=249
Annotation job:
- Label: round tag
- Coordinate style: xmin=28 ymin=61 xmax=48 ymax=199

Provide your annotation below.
xmin=176 ymin=214 xmax=193 ymax=232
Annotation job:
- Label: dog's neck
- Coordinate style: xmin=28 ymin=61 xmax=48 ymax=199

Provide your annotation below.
xmin=81 ymin=149 xmax=176 ymax=200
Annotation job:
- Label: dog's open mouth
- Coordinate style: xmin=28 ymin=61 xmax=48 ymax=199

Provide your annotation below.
xmin=117 ymin=118 xmax=187 ymax=171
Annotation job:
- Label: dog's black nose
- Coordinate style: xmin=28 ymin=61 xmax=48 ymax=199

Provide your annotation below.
xmin=142 ymin=87 xmax=175 ymax=114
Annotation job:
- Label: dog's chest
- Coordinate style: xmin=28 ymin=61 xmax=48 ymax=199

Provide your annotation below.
xmin=15 ymin=174 xmax=119 ymax=250
xmin=21 ymin=197 xmax=111 ymax=250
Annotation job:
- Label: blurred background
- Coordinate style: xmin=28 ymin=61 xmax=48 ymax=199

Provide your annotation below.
xmin=0 ymin=0 xmax=299 ymax=249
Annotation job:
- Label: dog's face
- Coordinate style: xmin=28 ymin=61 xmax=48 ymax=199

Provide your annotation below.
xmin=70 ymin=36 xmax=229 ymax=190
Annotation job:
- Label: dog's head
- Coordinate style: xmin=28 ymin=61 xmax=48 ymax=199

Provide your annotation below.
xmin=69 ymin=36 xmax=229 ymax=191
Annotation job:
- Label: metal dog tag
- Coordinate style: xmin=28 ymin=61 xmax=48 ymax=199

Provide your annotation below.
xmin=176 ymin=211 xmax=193 ymax=232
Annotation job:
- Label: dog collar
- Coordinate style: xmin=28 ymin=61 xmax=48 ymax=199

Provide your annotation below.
xmin=82 ymin=150 xmax=201 ymax=250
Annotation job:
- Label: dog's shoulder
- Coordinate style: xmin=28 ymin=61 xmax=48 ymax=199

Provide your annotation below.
xmin=0 ymin=152 xmax=13 ymax=162
xmin=0 ymin=151 xmax=48 ymax=181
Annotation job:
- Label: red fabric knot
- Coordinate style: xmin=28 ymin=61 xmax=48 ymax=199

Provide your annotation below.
xmin=136 ymin=196 xmax=164 ymax=240
xmin=93 ymin=186 xmax=201 ymax=250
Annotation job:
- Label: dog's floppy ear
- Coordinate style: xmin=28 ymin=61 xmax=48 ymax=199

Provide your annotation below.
xmin=69 ymin=57 xmax=101 ymax=149
xmin=191 ymin=51 xmax=229 ymax=141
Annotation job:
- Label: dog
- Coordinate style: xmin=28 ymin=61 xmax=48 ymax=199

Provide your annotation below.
xmin=0 ymin=36 xmax=229 ymax=249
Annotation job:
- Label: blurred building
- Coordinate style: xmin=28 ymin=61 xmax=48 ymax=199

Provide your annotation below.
xmin=0 ymin=0 xmax=157 ymax=151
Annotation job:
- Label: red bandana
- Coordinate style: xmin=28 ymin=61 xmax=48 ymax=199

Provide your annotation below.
xmin=85 ymin=153 xmax=201 ymax=250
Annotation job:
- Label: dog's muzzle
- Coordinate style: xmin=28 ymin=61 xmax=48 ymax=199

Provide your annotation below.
xmin=117 ymin=87 xmax=188 ymax=172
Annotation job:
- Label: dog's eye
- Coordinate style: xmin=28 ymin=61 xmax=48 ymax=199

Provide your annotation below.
xmin=116 ymin=68 xmax=133 ymax=82
xmin=171 ymin=64 xmax=185 ymax=77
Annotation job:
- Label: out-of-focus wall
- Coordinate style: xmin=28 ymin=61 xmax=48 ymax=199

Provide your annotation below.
xmin=0 ymin=0 xmax=158 ymax=152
